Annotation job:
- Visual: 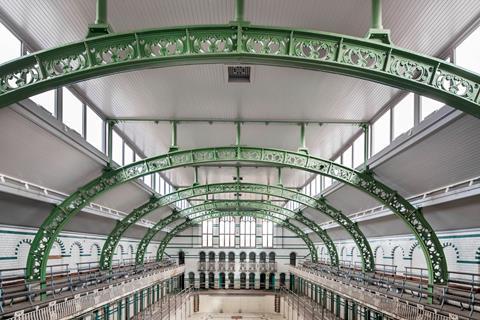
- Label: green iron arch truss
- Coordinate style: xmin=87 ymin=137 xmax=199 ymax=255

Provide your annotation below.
xmin=154 ymin=210 xmax=318 ymax=262
xmin=0 ymin=24 xmax=480 ymax=118
xmin=99 ymin=182 xmax=371 ymax=272
xmin=133 ymin=199 xmax=334 ymax=265
xmin=26 ymin=146 xmax=447 ymax=285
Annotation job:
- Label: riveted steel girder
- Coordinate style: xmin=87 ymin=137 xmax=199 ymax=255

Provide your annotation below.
xmin=154 ymin=210 xmax=318 ymax=262
xmin=133 ymin=200 xmax=334 ymax=265
xmin=99 ymin=182 xmax=370 ymax=272
xmin=26 ymin=146 xmax=447 ymax=285
xmin=0 ymin=25 xmax=480 ymax=118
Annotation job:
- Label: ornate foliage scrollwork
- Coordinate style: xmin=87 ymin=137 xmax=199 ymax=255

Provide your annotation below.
xmin=342 ymin=45 xmax=386 ymax=70
xmin=388 ymin=55 xmax=431 ymax=82
xmin=294 ymin=39 xmax=336 ymax=61
xmin=244 ymin=34 xmax=288 ymax=55
xmin=28 ymin=146 xmax=447 ymax=284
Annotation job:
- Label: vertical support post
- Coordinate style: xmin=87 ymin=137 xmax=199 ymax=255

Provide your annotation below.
xmin=107 ymin=120 xmax=115 ymax=167
xmin=371 ymin=0 xmax=382 ymax=29
xmin=235 ymin=121 xmax=241 ymax=146
xmin=366 ymin=0 xmax=390 ymax=44
xmin=235 ymin=0 xmax=245 ymax=23
xmin=96 ymin=0 xmax=107 ymax=24
xmin=87 ymin=0 xmax=111 ymax=37
xmin=277 ymin=167 xmax=283 ymax=187
xmin=361 ymin=124 xmax=369 ymax=171
xmin=169 ymin=121 xmax=179 ymax=152
xmin=193 ymin=167 xmax=199 ymax=186
xmin=298 ymin=123 xmax=309 ymax=154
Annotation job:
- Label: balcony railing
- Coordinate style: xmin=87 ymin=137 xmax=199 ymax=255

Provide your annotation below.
xmin=197 ymin=261 xmax=277 ymax=272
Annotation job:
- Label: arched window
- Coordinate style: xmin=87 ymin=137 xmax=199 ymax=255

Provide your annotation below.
xmin=249 ymin=273 xmax=255 ymax=289
xmin=240 ymin=217 xmax=256 ymax=247
xmin=260 ymin=252 xmax=267 ymax=263
xmin=219 ymin=272 xmax=226 ymax=289
xmin=289 ymin=252 xmax=296 ymax=266
xmin=208 ymin=272 xmax=215 ymax=289
xmin=208 ymin=252 xmax=216 ymax=262
xmin=228 ymin=252 xmax=235 ymax=262
xmin=199 ymin=251 xmax=206 ymax=262
xmin=219 ymin=252 xmax=226 ymax=261
xmin=269 ymin=252 xmax=276 ymax=262
xmin=240 ymin=252 xmax=246 ymax=262
xmin=202 ymin=219 xmax=214 ymax=247
xmin=199 ymin=272 xmax=206 ymax=289
xmin=260 ymin=273 xmax=266 ymax=289
xmin=240 ymin=273 xmax=247 ymax=289
xmin=219 ymin=216 xmax=235 ymax=247
xmin=228 ymin=272 xmax=234 ymax=288
xmin=188 ymin=272 xmax=195 ymax=288
xmin=279 ymin=273 xmax=286 ymax=286
xmin=262 ymin=220 xmax=274 ymax=247
xmin=178 ymin=251 xmax=185 ymax=265
xmin=249 ymin=252 xmax=256 ymax=262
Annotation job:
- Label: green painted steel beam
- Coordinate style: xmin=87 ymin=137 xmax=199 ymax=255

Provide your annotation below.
xmin=26 ymin=146 xmax=447 ymax=285
xmin=133 ymin=199 xmax=335 ymax=265
xmin=99 ymin=182 xmax=367 ymax=272
xmin=0 ymin=25 xmax=479 ymax=118
xmin=154 ymin=210 xmax=318 ymax=261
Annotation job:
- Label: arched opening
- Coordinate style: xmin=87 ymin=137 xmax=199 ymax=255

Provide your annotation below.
xmin=219 ymin=272 xmax=226 ymax=289
xmin=208 ymin=272 xmax=215 ymax=289
xmin=199 ymin=272 xmax=206 ymax=289
xmin=178 ymin=251 xmax=185 ymax=265
xmin=240 ymin=252 xmax=246 ymax=262
xmin=289 ymin=252 xmax=296 ymax=266
xmin=260 ymin=252 xmax=267 ymax=263
xmin=188 ymin=272 xmax=195 ymax=288
xmin=260 ymin=273 xmax=266 ymax=289
xmin=228 ymin=272 xmax=234 ymax=289
xmin=219 ymin=251 xmax=226 ymax=262
xmin=199 ymin=251 xmax=206 ymax=262
xmin=280 ymin=273 xmax=286 ymax=287
xmin=269 ymin=273 xmax=275 ymax=290
xmin=249 ymin=252 xmax=256 ymax=262
xmin=240 ymin=273 xmax=247 ymax=289
xmin=248 ymin=273 xmax=255 ymax=289
xmin=208 ymin=251 xmax=215 ymax=261
xmin=268 ymin=252 xmax=276 ymax=262
xmin=228 ymin=252 xmax=235 ymax=262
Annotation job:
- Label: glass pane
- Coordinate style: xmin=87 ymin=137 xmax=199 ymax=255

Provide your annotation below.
xmin=112 ymin=131 xmax=123 ymax=165
xmin=421 ymin=96 xmax=443 ymax=121
xmin=0 ymin=23 xmax=21 ymax=63
xmin=124 ymin=144 xmax=134 ymax=165
xmin=393 ymin=93 xmax=414 ymax=139
xmin=63 ymin=89 xmax=84 ymax=135
xmin=342 ymin=146 xmax=353 ymax=168
xmin=144 ymin=174 xmax=152 ymax=187
xmin=324 ymin=177 xmax=332 ymax=189
xmin=456 ymin=27 xmax=480 ymax=73
xmin=372 ymin=110 xmax=391 ymax=155
xmin=353 ymin=133 xmax=365 ymax=168
xmin=86 ymin=106 xmax=103 ymax=151
xmin=31 ymin=90 xmax=56 ymax=116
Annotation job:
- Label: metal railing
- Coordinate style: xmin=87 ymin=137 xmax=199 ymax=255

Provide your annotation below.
xmin=197 ymin=261 xmax=277 ymax=272
xmin=133 ymin=287 xmax=193 ymax=320
xmin=292 ymin=263 xmax=476 ymax=320
xmin=8 ymin=263 xmax=183 ymax=320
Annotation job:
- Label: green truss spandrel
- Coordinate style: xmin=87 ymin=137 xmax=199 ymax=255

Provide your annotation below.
xmin=155 ymin=211 xmax=318 ymax=262
xmin=99 ymin=182 xmax=370 ymax=272
xmin=133 ymin=201 xmax=335 ymax=266
xmin=26 ymin=146 xmax=447 ymax=285
xmin=1 ymin=25 xmax=480 ymax=118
